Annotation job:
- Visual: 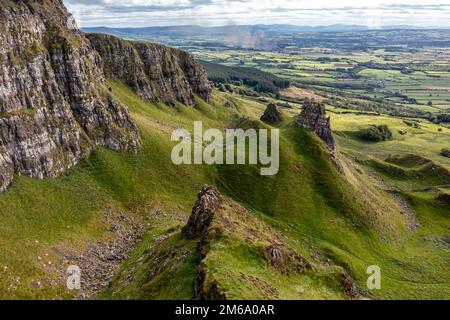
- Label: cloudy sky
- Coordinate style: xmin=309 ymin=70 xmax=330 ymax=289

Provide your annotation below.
xmin=64 ymin=0 xmax=450 ymax=28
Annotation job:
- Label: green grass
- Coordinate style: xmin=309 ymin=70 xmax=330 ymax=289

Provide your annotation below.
xmin=330 ymin=112 xmax=450 ymax=168
xmin=0 ymin=79 xmax=448 ymax=300
xmin=0 ymin=80 xmax=232 ymax=299
xmin=98 ymin=225 xmax=199 ymax=300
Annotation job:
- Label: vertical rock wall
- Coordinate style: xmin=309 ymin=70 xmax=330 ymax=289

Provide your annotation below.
xmin=0 ymin=0 xmax=140 ymax=191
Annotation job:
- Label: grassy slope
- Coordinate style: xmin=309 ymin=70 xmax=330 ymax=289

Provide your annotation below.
xmin=102 ymin=82 xmax=449 ymax=300
xmin=0 ymin=80 xmax=448 ymax=299
xmin=329 ymin=110 xmax=450 ymax=169
xmin=0 ymin=81 xmax=228 ymax=299
xmin=211 ymin=103 xmax=449 ymax=300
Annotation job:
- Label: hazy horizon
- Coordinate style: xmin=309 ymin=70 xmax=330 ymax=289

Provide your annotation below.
xmin=81 ymin=23 xmax=450 ymax=30
xmin=64 ymin=0 xmax=450 ymax=29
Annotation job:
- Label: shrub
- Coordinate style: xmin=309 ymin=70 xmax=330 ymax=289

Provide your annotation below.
xmin=431 ymin=113 xmax=450 ymax=124
xmin=403 ymin=120 xmax=421 ymax=128
xmin=441 ymin=148 xmax=450 ymax=158
xmin=360 ymin=125 xmax=393 ymax=142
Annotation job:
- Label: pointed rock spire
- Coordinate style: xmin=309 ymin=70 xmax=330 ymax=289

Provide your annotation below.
xmin=296 ymin=99 xmax=335 ymax=150
xmin=260 ymin=102 xmax=282 ymax=124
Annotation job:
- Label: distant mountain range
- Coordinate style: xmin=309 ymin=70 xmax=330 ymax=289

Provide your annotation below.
xmin=82 ymin=24 xmax=450 ymax=51
xmin=82 ymin=24 xmax=449 ymax=39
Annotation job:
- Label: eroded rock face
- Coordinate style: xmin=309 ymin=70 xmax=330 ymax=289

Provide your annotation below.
xmin=87 ymin=33 xmax=212 ymax=107
xmin=183 ymin=185 xmax=311 ymax=300
xmin=0 ymin=0 xmax=140 ymax=191
xmin=296 ymin=99 xmax=335 ymax=150
xmin=340 ymin=272 xmax=365 ymax=300
xmin=260 ymin=103 xmax=282 ymax=124
xmin=182 ymin=186 xmax=222 ymax=239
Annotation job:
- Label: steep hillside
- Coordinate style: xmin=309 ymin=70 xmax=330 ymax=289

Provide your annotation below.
xmin=0 ymin=76 xmax=448 ymax=299
xmin=87 ymin=33 xmax=212 ymax=107
xmin=93 ymin=84 xmax=448 ymax=300
xmin=0 ymin=0 xmax=448 ymax=301
xmin=0 ymin=0 xmax=140 ymax=191
xmin=101 ymin=186 xmax=365 ymax=300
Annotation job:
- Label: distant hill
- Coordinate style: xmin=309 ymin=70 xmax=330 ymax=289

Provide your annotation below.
xmin=82 ymin=24 xmax=448 ymax=39
xmin=83 ymin=24 xmax=369 ymax=37
xmin=83 ymin=25 xmax=450 ymax=50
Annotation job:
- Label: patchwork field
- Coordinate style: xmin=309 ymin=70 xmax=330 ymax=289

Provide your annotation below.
xmin=192 ymin=47 xmax=450 ymax=115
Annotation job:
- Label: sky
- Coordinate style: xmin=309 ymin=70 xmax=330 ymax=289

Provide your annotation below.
xmin=64 ymin=0 xmax=450 ymax=28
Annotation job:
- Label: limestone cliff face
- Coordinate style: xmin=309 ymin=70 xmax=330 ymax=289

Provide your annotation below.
xmin=0 ymin=0 xmax=140 ymax=191
xmin=87 ymin=33 xmax=212 ymax=107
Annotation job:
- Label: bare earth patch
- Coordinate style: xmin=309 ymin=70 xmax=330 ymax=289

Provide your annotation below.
xmin=281 ymin=87 xmax=325 ymax=102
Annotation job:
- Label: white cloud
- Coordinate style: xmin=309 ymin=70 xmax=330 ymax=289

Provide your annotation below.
xmin=64 ymin=0 xmax=450 ymax=28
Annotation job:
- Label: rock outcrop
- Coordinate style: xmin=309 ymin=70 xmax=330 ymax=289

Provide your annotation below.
xmin=260 ymin=102 xmax=282 ymax=124
xmin=0 ymin=0 xmax=140 ymax=191
xmin=182 ymin=186 xmax=222 ymax=240
xmin=340 ymin=272 xmax=365 ymax=300
xmin=296 ymin=99 xmax=335 ymax=150
xmin=183 ymin=186 xmax=311 ymax=300
xmin=101 ymin=185 xmax=368 ymax=300
xmin=87 ymin=33 xmax=212 ymax=107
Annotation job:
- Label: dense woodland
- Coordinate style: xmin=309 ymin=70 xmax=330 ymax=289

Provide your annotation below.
xmin=201 ymin=60 xmax=290 ymax=94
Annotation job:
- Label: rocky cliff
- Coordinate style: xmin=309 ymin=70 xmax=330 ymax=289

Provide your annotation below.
xmin=87 ymin=33 xmax=212 ymax=107
xmin=0 ymin=0 xmax=140 ymax=191
xmin=296 ymin=99 xmax=335 ymax=149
